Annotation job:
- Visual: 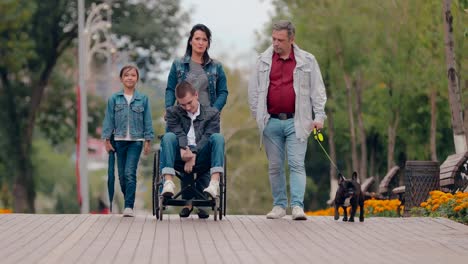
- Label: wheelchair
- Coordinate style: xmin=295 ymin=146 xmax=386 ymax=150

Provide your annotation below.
xmin=152 ymin=147 xmax=227 ymax=221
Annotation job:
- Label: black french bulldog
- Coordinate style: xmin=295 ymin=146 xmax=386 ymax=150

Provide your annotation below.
xmin=334 ymin=172 xmax=364 ymax=222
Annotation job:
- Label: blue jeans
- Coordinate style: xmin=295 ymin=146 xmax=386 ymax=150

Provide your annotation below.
xmin=160 ymin=132 xmax=224 ymax=199
xmin=263 ymin=118 xmax=307 ymax=208
xmin=115 ymin=141 xmax=143 ymax=209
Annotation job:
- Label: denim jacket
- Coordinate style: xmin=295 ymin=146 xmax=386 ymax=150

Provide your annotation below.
xmin=101 ymin=90 xmax=154 ymax=141
xmin=165 ymin=55 xmax=228 ymax=111
xmin=166 ymin=104 xmax=220 ymax=153
xmin=248 ymin=44 xmax=327 ymax=143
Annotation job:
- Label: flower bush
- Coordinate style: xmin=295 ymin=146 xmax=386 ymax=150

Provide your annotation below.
xmin=412 ymin=190 xmax=468 ymax=224
xmin=306 ymin=199 xmax=402 ymax=217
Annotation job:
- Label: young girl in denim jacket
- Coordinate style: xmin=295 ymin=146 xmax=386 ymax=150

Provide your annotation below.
xmin=102 ymin=65 xmax=154 ymax=217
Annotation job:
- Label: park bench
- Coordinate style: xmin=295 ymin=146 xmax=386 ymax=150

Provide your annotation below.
xmin=378 ymin=166 xmax=401 ymax=199
xmin=361 ymin=176 xmax=375 ymax=199
xmin=439 ymin=152 xmax=468 ymax=193
xmin=392 ymin=186 xmax=405 ymax=216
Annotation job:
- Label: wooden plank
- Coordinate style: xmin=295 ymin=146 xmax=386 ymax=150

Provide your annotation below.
xmin=166 ymin=215 xmax=187 ymax=264
xmin=440 ymin=166 xmax=457 ymax=175
xmin=37 ymin=215 xmax=97 ymax=264
xmin=254 ymin=215 xmax=310 ymax=262
xmin=361 ymin=176 xmax=375 ymax=192
xmin=232 ymin=215 xmax=277 ymax=263
xmin=192 ymin=215 xmax=222 ymax=264
xmin=392 ymin=186 xmax=406 ymax=194
xmin=113 ymin=215 xmax=146 ymax=264
xmin=440 ymin=153 xmax=467 ymax=168
xmin=0 ymin=214 xmax=37 ymax=248
xmin=241 ymin=215 xmax=289 ymax=262
xmin=65 ymin=215 xmax=112 ymax=263
xmin=1 ymin=214 xmax=468 ymax=263
xmin=93 ymin=215 xmax=135 ymax=264
xmin=150 ymin=213 xmax=169 ymax=264
xmin=439 ymin=171 xmax=455 ymax=179
xmin=378 ymin=166 xmax=400 ymax=193
xmin=228 ymin=215 xmax=267 ymax=263
xmin=20 ymin=215 xmax=84 ymax=263
xmin=75 ymin=215 xmax=123 ymax=264
xmin=440 ymin=178 xmax=455 ymax=186
xmin=4 ymin=215 xmax=69 ymax=264
xmin=218 ymin=216 xmax=257 ymax=263
xmin=179 ymin=217 xmax=205 ymax=264
xmin=205 ymin=215 xmax=241 ymax=263
xmin=131 ymin=215 xmax=157 ymax=264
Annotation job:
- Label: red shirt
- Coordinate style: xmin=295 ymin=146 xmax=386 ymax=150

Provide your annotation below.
xmin=267 ymin=47 xmax=296 ymax=114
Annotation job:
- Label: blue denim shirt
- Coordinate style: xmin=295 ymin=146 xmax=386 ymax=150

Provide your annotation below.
xmin=101 ymin=90 xmax=154 ymax=141
xmin=165 ymin=55 xmax=228 ymax=111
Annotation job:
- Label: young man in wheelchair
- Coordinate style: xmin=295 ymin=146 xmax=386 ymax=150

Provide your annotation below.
xmin=160 ymin=81 xmax=224 ymax=218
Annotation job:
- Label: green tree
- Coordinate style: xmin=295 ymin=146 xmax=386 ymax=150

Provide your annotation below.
xmin=0 ymin=0 xmax=188 ymax=213
xmin=259 ymin=0 xmax=462 ymax=210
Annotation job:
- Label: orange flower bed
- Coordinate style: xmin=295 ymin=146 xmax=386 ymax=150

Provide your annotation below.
xmin=306 ymin=198 xmax=402 ymax=217
xmin=0 ymin=209 xmax=12 ymax=214
xmin=415 ymin=190 xmax=468 ymax=224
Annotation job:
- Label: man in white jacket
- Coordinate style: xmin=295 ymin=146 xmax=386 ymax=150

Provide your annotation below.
xmin=248 ymin=20 xmax=327 ymax=220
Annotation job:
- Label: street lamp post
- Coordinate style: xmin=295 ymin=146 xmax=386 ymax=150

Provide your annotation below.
xmin=78 ymin=0 xmax=113 ymax=214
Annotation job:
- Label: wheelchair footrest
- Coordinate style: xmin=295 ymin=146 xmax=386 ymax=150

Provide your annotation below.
xmin=163 ymin=199 xmax=215 ymax=207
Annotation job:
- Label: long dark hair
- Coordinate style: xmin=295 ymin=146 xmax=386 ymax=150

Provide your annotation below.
xmin=185 ymin=24 xmax=212 ymax=64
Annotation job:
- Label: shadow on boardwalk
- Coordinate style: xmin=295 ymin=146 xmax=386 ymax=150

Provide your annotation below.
xmin=0 ymin=214 xmax=467 ymax=264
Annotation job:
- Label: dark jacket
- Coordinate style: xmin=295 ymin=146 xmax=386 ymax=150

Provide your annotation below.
xmin=166 ymin=104 xmax=220 ymax=153
xmin=165 ymin=55 xmax=228 ymax=111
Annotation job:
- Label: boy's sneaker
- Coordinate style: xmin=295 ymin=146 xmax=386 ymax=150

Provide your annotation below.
xmin=123 ymin=207 xmax=134 ymax=217
xmin=292 ymin=206 xmax=307 ymax=220
xmin=266 ymin=206 xmax=286 ymax=219
xmin=203 ymin=180 xmax=219 ymax=198
xmin=161 ymin=180 xmax=175 ymax=197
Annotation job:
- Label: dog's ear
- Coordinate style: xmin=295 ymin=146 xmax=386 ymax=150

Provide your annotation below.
xmin=338 ymin=173 xmax=345 ymax=183
xmin=352 ymin=171 xmax=358 ymax=181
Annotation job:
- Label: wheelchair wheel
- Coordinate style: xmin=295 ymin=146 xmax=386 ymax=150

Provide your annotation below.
xmin=222 ymin=156 xmax=227 ymax=218
xmin=158 ymin=196 xmax=164 ymax=221
xmin=152 ymin=151 xmax=159 ymax=216
xmin=152 ymin=149 xmax=164 ymax=220
xmin=213 ymin=197 xmax=219 ymax=221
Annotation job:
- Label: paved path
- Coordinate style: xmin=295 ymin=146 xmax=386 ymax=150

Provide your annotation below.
xmin=0 ymin=214 xmax=467 ymax=264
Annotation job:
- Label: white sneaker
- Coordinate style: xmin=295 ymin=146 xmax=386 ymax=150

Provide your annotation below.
xmin=292 ymin=206 xmax=307 ymax=220
xmin=123 ymin=207 xmax=134 ymax=217
xmin=161 ymin=180 xmax=175 ymax=197
xmin=266 ymin=206 xmax=286 ymax=219
xmin=203 ymin=181 xmax=219 ymax=198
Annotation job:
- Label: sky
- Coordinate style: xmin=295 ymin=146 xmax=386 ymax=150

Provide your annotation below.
xmin=179 ymin=0 xmax=274 ymax=69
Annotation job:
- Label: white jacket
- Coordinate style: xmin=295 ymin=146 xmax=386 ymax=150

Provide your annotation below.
xmin=248 ymin=44 xmax=327 ymax=144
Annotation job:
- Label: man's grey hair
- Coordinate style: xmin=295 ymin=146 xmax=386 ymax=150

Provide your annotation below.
xmin=272 ymin=20 xmax=295 ymax=39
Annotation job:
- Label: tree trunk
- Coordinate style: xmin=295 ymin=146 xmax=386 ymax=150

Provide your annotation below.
xmin=344 ymin=73 xmax=359 ymax=174
xmin=386 ymin=80 xmax=399 ymax=171
xmin=370 ymin=134 xmax=376 ymax=182
xmin=442 ymin=0 xmax=466 ymax=153
xmin=7 ymin=56 xmax=56 ymax=213
xmin=335 ymin=48 xmax=359 ymax=175
xmin=327 ymin=107 xmax=338 ymax=202
xmin=430 ymin=88 xmax=438 ymax=161
xmin=355 ymin=73 xmax=367 ymax=182
xmin=387 ymin=112 xmax=399 ymax=171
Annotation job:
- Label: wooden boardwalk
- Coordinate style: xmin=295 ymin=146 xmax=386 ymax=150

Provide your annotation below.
xmin=0 ymin=214 xmax=467 ymax=264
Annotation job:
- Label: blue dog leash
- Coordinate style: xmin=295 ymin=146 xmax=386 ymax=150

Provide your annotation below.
xmin=312 ymin=128 xmax=343 ymax=178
